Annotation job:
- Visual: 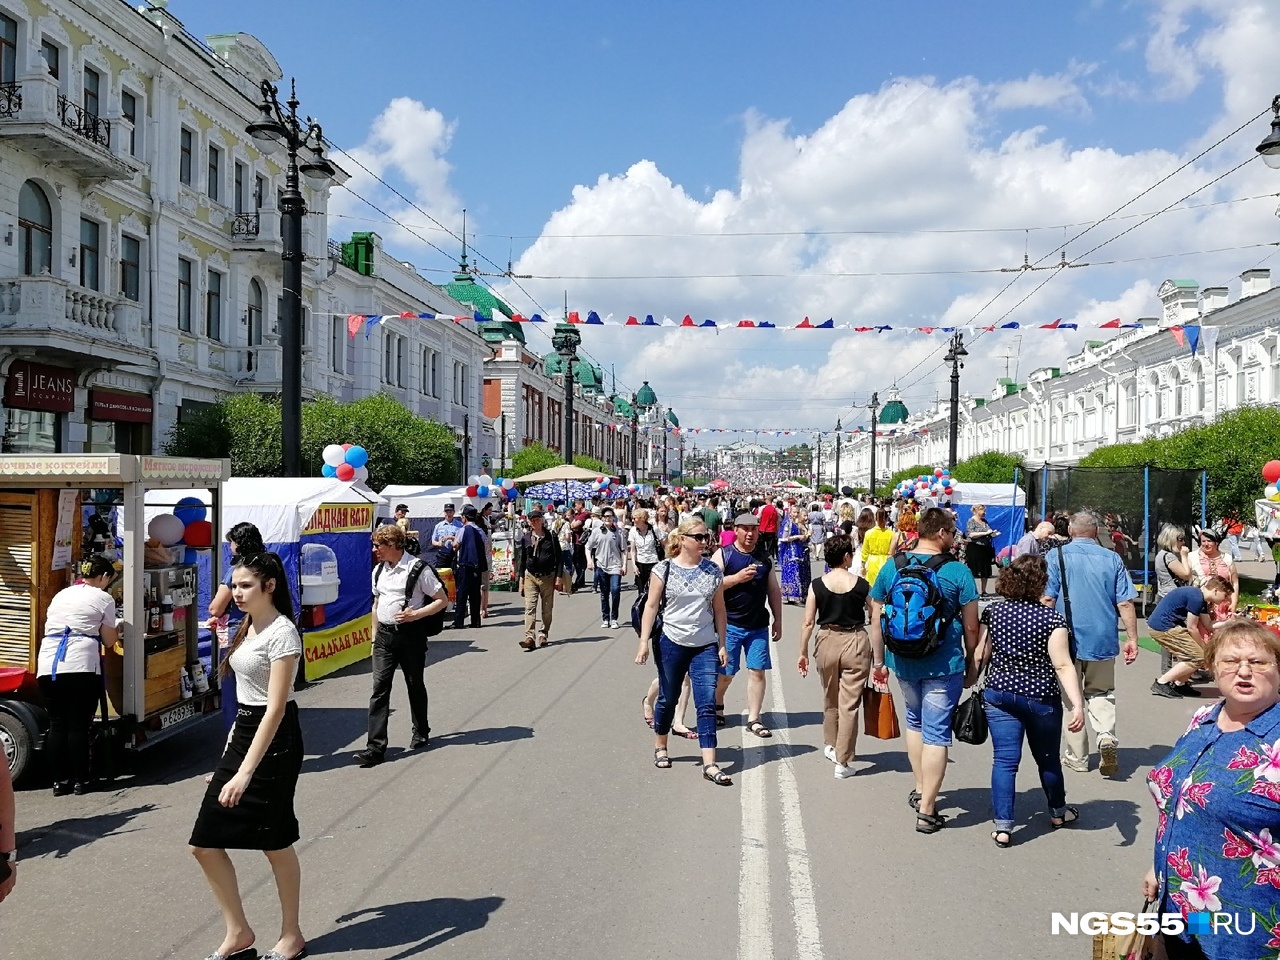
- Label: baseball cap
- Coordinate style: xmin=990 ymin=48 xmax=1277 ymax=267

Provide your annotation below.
xmin=528 ymin=508 xmax=545 ymax=519
xmin=734 ymin=513 xmax=760 ymax=527
xmin=461 ymin=504 xmax=478 ymax=519
xmin=395 ymin=503 xmax=409 ymax=512
xmin=443 ymin=503 xmax=455 ymax=511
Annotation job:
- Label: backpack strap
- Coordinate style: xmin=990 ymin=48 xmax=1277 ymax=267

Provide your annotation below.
xmin=404 ymin=559 xmax=427 ymax=605
xmin=1052 ymin=545 xmax=1076 ymax=654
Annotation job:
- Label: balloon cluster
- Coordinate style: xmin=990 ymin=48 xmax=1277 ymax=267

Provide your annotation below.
xmin=1262 ymin=460 xmax=1280 ymax=501
xmin=894 ymin=468 xmax=955 ymax=504
xmin=467 ymin=474 xmax=518 ymax=501
xmin=147 ymin=496 xmax=213 ymax=563
xmin=321 ymin=443 xmax=369 ymax=483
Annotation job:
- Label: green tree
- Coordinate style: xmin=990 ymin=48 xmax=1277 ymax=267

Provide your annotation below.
xmin=817 ymin=484 xmax=836 ymax=495
xmin=951 ymin=451 xmax=1024 ymax=484
xmin=573 ymin=454 xmax=607 ymax=474
xmin=509 ymin=442 xmax=564 ymax=478
xmin=165 ymin=393 xmax=282 ymax=477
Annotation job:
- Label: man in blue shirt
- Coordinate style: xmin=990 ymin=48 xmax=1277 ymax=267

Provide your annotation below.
xmin=1148 ymin=577 xmax=1230 ymax=698
xmin=452 ymin=505 xmax=488 ymax=630
xmin=870 ymin=507 xmax=980 ymax=833
xmin=1043 ymin=511 xmax=1140 ymax=777
xmin=431 ymin=503 xmax=463 ymax=567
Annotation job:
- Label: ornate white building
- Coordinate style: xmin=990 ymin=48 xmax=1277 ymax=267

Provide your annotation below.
xmin=824 ymin=269 xmax=1280 ymax=485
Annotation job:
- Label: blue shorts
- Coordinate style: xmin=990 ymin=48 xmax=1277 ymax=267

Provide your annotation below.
xmin=897 ymin=672 xmax=965 ymax=747
xmin=720 ymin=624 xmax=771 ymax=675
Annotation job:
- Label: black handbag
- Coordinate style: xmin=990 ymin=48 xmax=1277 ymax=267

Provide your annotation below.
xmin=631 ymin=560 xmax=669 ymax=638
xmin=952 ymin=670 xmax=988 ymax=745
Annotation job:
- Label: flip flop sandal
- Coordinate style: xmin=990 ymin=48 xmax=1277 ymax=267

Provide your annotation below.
xmin=642 ymin=696 xmax=654 ymax=729
xmin=1051 ymin=806 xmax=1080 ymax=829
xmin=715 ymin=705 xmax=727 ymax=728
xmin=654 ymin=749 xmax=672 ymax=769
xmin=915 ymin=812 xmax=947 ymax=834
xmin=991 ymin=830 xmax=1012 ymax=848
xmin=703 ymin=764 xmax=733 ymax=786
xmin=672 ymin=728 xmax=699 ymax=740
xmin=745 ymin=720 xmax=772 ymax=739
xmin=202 ymin=948 xmax=258 ymax=960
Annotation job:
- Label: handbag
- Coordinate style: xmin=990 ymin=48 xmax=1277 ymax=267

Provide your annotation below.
xmin=952 ymin=664 xmax=988 ymax=745
xmin=1053 ymin=544 xmax=1078 ymax=659
xmin=1094 ymin=899 xmax=1167 ymax=960
xmin=631 ymin=559 xmax=670 ymax=638
xmin=862 ymin=684 xmax=901 ymax=739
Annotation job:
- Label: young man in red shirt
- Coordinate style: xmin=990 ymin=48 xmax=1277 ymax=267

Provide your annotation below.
xmin=757 ymin=499 xmax=780 ymax=559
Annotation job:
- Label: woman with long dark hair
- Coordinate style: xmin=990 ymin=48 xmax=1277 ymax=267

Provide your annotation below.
xmin=190 ymin=552 xmax=306 ymax=960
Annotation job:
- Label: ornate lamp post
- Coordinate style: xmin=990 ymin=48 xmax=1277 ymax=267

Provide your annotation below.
xmin=630 ymin=392 xmax=639 ymax=484
xmin=868 ymin=391 xmax=880 ymax=495
xmin=245 ymin=79 xmax=337 ymax=477
xmin=551 ymin=323 xmax=581 ymax=463
xmin=944 ymin=331 xmax=968 ymax=470
xmin=1256 ymin=95 xmax=1280 ymax=167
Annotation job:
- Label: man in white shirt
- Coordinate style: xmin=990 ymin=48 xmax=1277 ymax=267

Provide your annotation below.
xmin=355 ymin=524 xmax=448 ymax=768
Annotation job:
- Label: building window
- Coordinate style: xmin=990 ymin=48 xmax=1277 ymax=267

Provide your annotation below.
xmin=120 ymin=235 xmax=140 ymax=301
xmin=1123 ymin=382 xmax=1137 ymax=426
xmin=255 ymin=175 xmax=265 ymax=210
xmin=177 ymin=257 xmax=192 ymax=332
xmin=1236 ymin=369 xmax=1246 ymax=407
xmin=179 ymin=128 xmax=193 ymax=185
xmin=383 ymin=334 xmax=404 ymax=386
xmin=40 ymin=39 xmax=58 ymax=80
xmin=121 ymin=90 xmax=138 ymax=156
xmin=453 ymin=361 xmax=468 ymax=405
xmin=207 ymin=144 xmax=220 ymax=202
xmin=234 ymin=161 xmax=246 ymax=213
xmin=332 ymin=317 xmax=346 ymax=374
xmin=247 ymin=279 xmax=263 ymax=347
xmin=18 ymin=181 xmax=53 ymax=276
xmin=0 ymin=14 xmax=16 ymax=85
xmin=83 ymin=66 xmax=100 ymax=117
xmin=206 ymin=269 xmax=222 ymax=342
xmin=79 ymin=218 xmax=100 ymax=291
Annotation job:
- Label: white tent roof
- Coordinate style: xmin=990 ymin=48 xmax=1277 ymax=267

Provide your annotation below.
xmin=377 ymin=484 xmax=497 ymax=519
xmin=950 ymin=482 xmax=1026 ymax=507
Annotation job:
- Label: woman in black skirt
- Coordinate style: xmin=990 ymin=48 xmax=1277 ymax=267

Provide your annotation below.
xmin=190 ymin=553 xmax=307 ymax=960
xmin=965 ymin=503 xmax=996 ymax=595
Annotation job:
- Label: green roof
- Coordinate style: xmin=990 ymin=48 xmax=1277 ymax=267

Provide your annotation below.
xmin=441 ymin=260 xmax=523 ymax=344
xmin=880 ymin=399 xmax=909 ymax=424
xmin=543 ymin=354 xmax=604 ymax=393
xmin=636 ymin=381 xmax=658 ymax=407
xmin=665 ymin=409 xmax=679 ymax=427
xmin=1170 ymin=279 xmax=1199 ymax=289
xmin=612 ymin=395 xmax=634 ymax=418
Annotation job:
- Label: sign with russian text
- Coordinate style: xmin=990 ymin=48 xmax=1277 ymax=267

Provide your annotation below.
xmin=303 ymin=613 xmax=373 ymax=677
xmin=90 ymin=389 xmax=153 ymax=423
xmin=4 ymin=361 xmax=75 ymax=412
xmin=301 ymin=503 xmax=375 ymax=535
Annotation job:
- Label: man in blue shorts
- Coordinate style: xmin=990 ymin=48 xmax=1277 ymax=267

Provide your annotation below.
xmin=713 ymin=513 xmax=783 ymax=737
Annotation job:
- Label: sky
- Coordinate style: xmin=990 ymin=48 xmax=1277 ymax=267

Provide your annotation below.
xmin=178 ymin=0 xmax=1280 ymax=440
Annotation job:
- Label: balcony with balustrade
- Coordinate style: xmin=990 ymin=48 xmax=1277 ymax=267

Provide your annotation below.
xmin=0 ymin=274 xmax=148 ymax=363
xmin=0 ymin=74 xmax=131 ymax=181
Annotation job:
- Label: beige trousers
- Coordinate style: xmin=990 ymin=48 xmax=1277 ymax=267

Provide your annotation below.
xmin=523 ymin=572 xmax=556 ymax=641
xmin=813 ymin=626 xmax=872 ymax=766
xmin=1061 ymin=658 xmax=1117 ymax=762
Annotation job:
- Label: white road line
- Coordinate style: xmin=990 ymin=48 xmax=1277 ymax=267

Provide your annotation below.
xmin=739 ymin=707 xmax=773 ymax=960
xmin=772 ymin=670 xmax=825 ymax=960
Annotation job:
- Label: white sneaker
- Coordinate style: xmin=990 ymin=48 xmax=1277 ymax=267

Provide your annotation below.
xmin=610 ymin=619 xmax=620 ymax=629
xmin=601 ymin=619 xmax=610 ymax=629
xmin=834 ymin=763 xmax=857 ymax=779
xmin=823 ymin=745 xmax=838 ymax=764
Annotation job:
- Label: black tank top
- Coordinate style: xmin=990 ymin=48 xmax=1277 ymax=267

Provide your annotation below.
xmin=812 ymin=576 xmax=869 ymax=627
xmin=721 ymin=543 xmax=771 ymax=629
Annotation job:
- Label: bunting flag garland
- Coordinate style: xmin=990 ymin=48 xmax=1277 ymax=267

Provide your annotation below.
xmin=631 ymin=425 xmax=932 ymax=438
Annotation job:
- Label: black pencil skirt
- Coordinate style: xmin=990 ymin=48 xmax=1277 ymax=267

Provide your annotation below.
xmin=189 ymin=701 xmax=303 ymax=851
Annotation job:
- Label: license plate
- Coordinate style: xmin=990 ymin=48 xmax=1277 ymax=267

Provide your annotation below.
xmin=159 ymin=700 xmax=197 ymax=729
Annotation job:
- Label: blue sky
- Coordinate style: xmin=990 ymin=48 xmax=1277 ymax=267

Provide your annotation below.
xmin=178 ymin=1 xmax=1280 ymax=432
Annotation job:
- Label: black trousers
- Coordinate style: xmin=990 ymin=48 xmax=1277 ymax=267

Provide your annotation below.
xmin=760 ymin=532 xmax=778 ymax=559
xmin=37 ymin=672 xmax=101 ymax=784
xmin=453 ymin=564 xmax=483 ymax=628
xmin=366 ymin=624 xmax=429 ymax=754
xmin=572 ymin=545 xmax=588 ymax=589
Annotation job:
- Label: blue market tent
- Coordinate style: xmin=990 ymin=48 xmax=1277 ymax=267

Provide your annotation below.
xmin=952 ymin=483 xmax=1026 ymax=558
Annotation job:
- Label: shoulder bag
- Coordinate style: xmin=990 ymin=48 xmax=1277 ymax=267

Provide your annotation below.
xmin=951 ymin=662 xmax=988 ymax=746
xmin=631 ymin=559 xmax=671 ymax=639
xmin=862 ymin=682 xmax=901 ymax=740
xmin=1052 ymin=544 xmax=1077 ymax=659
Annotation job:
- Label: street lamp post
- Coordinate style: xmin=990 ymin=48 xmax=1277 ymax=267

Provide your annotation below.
xmin=630 ymin=393 xmax=639 ymax=484
xmin=1256 ymin=95 xmax=1280 ymax=167
xmin=834 ymin=418 xmax=842 ymax=494
xmin=814 ymin=433 xmax=821 ymax=490
xmin=944 ymin=331 xmax=968 ymax=470
xmin=662 ymin=408 xmax=669 ymax=485
xmin=868 ymin=391 xmax=881 ymax=496
xmin=245 ymin=79 xmax=337 ymax=477
xmin=552 ymin=323 xmax=581 ymax=464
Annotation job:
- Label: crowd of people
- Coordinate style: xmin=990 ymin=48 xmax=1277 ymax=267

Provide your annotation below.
xmin=10 ymin=483 xmax=1279 ymax=960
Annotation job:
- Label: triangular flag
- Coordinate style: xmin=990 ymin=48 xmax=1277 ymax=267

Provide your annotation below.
xmin=815 ymin=318 xmax=834 ymax=329
xmin=363 ymin=315 xmax=385 ymax=338
xmin=512 ymin=314 xmax=527 ymax=323
xmin=528 ymin=313 xmax=545 ymax=323
xmin=1170 ymin=326 xmax=1186 ymax=349
xmin=796 ymin=317 xmax=814 ymax=328
xmin=347 ymin=314 xmax=364 ymax=339
xmin=1099 ymin=319 xmax=1121 ymax=329
xmin=1000 ymin=322 xmax=1020 ymax=329
xmin=585 ymin=311 xmax=603 ymax=325
xmin=737 ymin=320 xmax=756 ymax=328
xmin=643 ymin=314 xmax=659 ymax=326
xmin=680 ymin=315 xmax=696 ymax=327
xmin=626 ymin=315 xmax=640 ymax=326
xmin=1199 ymin=326 xmax=1218 ymax=355
xmin=568 ymin=311 xmax=581 ymax=324
xmin=473 ymin=312 xmax=485 ymax=323
xmin=759 ymin=322 xmax=775 ymax=329
xmin=1186 ymin=325 xmax=1201 ymax=356
xmin=1041 ymin=319 xmax=1061 ymax=329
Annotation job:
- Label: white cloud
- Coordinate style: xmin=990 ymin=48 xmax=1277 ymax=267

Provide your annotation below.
xmin=987 ymin=62 xmax=1095 ymax=115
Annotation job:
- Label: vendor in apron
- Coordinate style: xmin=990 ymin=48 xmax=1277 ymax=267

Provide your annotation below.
xmin=37 ymin=556 xmax=121 ymax=796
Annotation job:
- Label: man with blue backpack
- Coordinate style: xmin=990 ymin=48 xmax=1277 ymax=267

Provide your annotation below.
xmin=869 ymin=506 xmax=980 ymax=834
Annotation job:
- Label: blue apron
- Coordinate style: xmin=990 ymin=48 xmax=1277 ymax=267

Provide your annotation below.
xmin=47 ymin=626 xmax=99 ymax=680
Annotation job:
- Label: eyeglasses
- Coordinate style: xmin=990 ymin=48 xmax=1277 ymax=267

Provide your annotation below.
xmin=1218 ymin=656 xmax=1278 ymax=673
xmin=687 ymin=532 xmax=710 ymax=542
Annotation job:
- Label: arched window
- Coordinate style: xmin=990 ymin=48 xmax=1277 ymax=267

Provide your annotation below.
xmin=247 ymin=279 xmax=263 ymax=346
xmin=18 ymin=181 xmax=52 ymax=275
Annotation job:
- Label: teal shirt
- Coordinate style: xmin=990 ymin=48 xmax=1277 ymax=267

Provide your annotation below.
xmin=871 ymin=551 xmax=978 ymax=680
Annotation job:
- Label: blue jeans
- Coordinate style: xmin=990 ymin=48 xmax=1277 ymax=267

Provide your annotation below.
xmin=983 ymin=687 xmax=1067 ymax=831
xmin=653 ymin=634 xmax=718 ymax=749
xmin=598 ymin=572 xmax=621 ymax=621
xmin=897 ymin=672 xmax=964 ymax=746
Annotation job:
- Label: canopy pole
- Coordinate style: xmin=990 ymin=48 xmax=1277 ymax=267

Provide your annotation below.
xmin=1200 ymin=470 xmax=1208 ymax=527
xmin=1008 ymin=465 xmax=1021 ymax=557
xmin=1142 ymin=466 xmax=1151 ymax=617
xmin=1040 ymin=463 xmax=1048 ymax=520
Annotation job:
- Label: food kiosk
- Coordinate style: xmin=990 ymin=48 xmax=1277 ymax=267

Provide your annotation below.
xmin=0 ymin=455 xmax=229 ymax=782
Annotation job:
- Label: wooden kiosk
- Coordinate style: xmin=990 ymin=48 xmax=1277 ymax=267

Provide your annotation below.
xmin=0 ymin=455 xmax=228 ymax=781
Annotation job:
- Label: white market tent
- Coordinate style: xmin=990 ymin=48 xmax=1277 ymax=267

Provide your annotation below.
xmin=950 ymin=482 xmax=1026 ymax=556
xmin=375 ymin=484 xmax=498 ymax=525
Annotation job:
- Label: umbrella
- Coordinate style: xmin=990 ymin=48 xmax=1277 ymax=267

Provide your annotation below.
xmin=709 ymin=478 xmax=729 ymax=490
xmin=516 ymin=463 xmax=616 ymax=505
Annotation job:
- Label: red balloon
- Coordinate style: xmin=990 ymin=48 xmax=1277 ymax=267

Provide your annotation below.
xmin=1263 ymin=460 xmax=1280 ymax=484
xmin=934 ymin=468 xmax=943 ymax=478
xmin=466 ymin=485 xmax=479 ymax=497
xmin=341 ymin=443 xmax=353 ymax=451
xmin=183 ymin=519 xmax=213 ymax=548
xmin=335 ymin=463 xmax=355 ymax=481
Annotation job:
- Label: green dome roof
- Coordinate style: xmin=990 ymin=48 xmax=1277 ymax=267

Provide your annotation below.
xmin=613 ymin=395 xmax=634 ymax=418
xmin=636 ymin=381 xmax=658 ymax=407
xmin=880 ymin=396 xmax=909 ymax=424
xmin=441 ymin=259 xmax=523 ymax=344
xmin=665 ymin=409 xmax=679 ymax=427
xmin=542 ymin=355 xmax=604 ymax=393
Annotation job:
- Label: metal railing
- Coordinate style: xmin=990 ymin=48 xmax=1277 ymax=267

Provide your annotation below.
xmin=57 ymin=95 xmax=110 ymax=149
xmin=0 ymin=82 xmax=21 ymax=119
xmin=232 ymin=212 xmax=260 ymax=240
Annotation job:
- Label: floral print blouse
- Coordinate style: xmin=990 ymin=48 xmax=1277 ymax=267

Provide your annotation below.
xmin=1147 ymin=699 xmax=1280 ymax=959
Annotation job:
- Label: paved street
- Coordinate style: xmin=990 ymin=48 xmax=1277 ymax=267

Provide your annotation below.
xmin=6 ymin=571 xmax=1201 ymax=960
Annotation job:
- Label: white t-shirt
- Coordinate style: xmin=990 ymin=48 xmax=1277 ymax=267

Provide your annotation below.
xmin=629 ymin=524 xmax=662 ymax=565
xmin=653 ymin=558 xmax=723 ymax=647
xmin=38 ymin=583 xmax=117 ymax=677
xmin=227 ymin=614 xmax=303 ymax=706
xmin=372 ymin=553 xmax=444 ymax=626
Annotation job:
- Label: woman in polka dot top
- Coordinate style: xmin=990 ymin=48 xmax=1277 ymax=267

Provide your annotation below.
xmin=973 ymin=555 xmax=1086 ymax=847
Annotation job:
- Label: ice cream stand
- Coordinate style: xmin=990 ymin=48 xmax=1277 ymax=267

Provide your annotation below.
xmin=0 ymin=454 xmax=229 ymax=782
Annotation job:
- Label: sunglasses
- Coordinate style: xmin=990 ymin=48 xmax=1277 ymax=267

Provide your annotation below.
xmin=687 ymin=532 xmax=710 ymax=543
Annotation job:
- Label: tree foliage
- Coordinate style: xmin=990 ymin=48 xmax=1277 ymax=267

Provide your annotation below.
xmin=572 ymin=455 xmax=607 ymax=474
xmin=951 ymin=451 xmax=1024 ymax=484
xmin=876 ymin=464 xmax=934 ymax=498
xmin=165 ymin=392 xmax=458 ymax=489
xmin=509 ymin=442 xmax=564 ymax=478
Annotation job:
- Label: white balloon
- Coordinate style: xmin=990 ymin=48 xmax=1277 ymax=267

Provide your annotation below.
xmin=501 ymin=478 xmax=515 ymax=490
xmin=148 ymin=513 xmax=186 ymax=546
xmin=478 ymin=474 xmax=493 ymax=487
xmin=322 ymin=444 xmax=345 ymax=467
xmin=468 ymin=475 xmax=479 ymax=486
xmin=354 ymin=466 xmax=369 ymax=483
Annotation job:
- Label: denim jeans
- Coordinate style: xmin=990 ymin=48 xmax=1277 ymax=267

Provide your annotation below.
xmin=652 ymin=634 xmax=719 ymax=749
xmin=983 ymin=687 xmax=1067 ymax=831
xmin=598 ymin=572 xmax=621 ymax=621
xmin=897 ymin=671 xmax=964 ymax=746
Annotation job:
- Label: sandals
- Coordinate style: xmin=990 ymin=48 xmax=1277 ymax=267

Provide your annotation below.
xmin=671 ymin=728 xmax=699 ymax=740
xmin=715 ymin=704 xmax=726 ymax=728
xmin=202 ymin=948 xmax=258 ymax=960
xmin=703 ymin=764 xmax=733 ymax=786
xmin=991 ymin=830 xmax=1012 ymax=848
xmin=745 ymin=720 xmax=772 ymax=739
xmin=1051 ymin=806 xmax=1080 ymax=829
xmin=642 ymin=696 xmax=654 ymax=729
xmin=915 ymin=811 xmax=947 ymax=834
xmin=654 ymin=749 xmax=671 ymax=769
xmin=907 ymin=790 xmax=921 ymax=811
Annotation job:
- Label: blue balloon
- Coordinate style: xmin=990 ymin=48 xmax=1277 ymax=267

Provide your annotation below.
xmin=477 ymin=485 xmax=490 ymax=498
xmin=321 ymin=463 xmax=337 ymax=478
xmin=173 ymin=496 xmax=207 ymax=525
xmin=183 ymin=547 xmax=200 ymax=564
xmin=344 ymin=445 xmax=369 ymax=468
xmin=506 ymin=487 xmax=518 ymax=500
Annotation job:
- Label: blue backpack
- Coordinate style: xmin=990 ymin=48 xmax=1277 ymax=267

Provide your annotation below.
xmin=880 ymin=553 xmax=956 ymax=659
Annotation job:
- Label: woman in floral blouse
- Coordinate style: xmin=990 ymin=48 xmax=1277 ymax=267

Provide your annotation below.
xmin=1143 ymin=619 xmax=1280 ymax=959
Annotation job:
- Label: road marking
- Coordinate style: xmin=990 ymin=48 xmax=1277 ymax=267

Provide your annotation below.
xmin=772 ymin=669 xmax=825 ymax=960
xmin=739 ymin=708 xmax=773 ymax=960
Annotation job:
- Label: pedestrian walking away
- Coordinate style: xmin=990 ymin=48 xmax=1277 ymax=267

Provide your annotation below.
xmin=451 ymin=505 xmax=489 ymax=630
xmin=1042 ymin=512 xmax=1140 ymax=778
xmin=713 ymin=512 xmax=783 ymax=738
xmin=189 ymin=552 xmax=307 ymax=960
xmin=517 ymin=508 xmax=562 ymax=649
xmin=355 ymin=524 xmax=449 ymax=767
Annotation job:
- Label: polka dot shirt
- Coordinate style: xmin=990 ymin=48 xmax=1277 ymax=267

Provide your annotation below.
xmin=980 ymin=599 xmax=1067 ymax=701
